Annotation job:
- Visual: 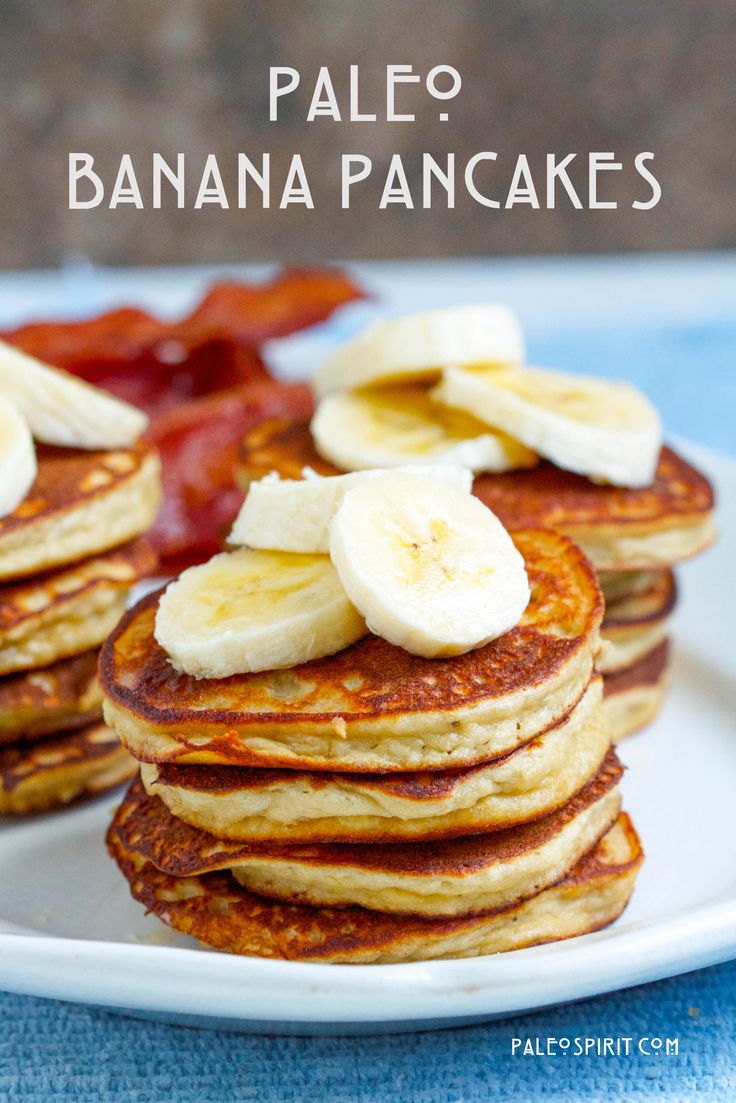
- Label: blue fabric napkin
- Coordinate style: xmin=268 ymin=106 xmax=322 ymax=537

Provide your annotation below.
xmin=1 ymin=960 xmax=734 ymax=1102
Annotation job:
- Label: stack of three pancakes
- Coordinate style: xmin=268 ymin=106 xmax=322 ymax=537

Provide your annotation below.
xmin=0 ymin=442 xmax=161 ymax=814
xmin=103 ymin=529 xmax=643 ymax=964
xmin=239 ymin=420 xmax=716 ymax=741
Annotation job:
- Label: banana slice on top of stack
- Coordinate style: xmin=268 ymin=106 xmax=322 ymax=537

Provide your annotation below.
xmin=155 ymin=466 xmax=529 ymax=675
xmin=311 ymin=385 xmax=538 ymax=474
xmin=0 ymin=337 xmax=150 ymax=526
xmin=308 ymin=304 xmax=662 ymax=489
xmin=0 ymin=339 xmax=148 ymax=454
xmin=433 ymin=366 xmax=661 ymax=488
xmin=312 ymin=304 xmax=525 ymax=396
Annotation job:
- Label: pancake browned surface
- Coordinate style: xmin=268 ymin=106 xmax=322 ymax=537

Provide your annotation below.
xmin=0 ymin=538 xmax=157 ymax=676
xmin=0 ymin=441 xmax=161 ymax=582
xmin=0 ymin=722 xmax=136 ymax=815
xmin=141 ymin=678 xmax=611 ymax=842
xmin=101 ymin=529 xmax=603 ymax=771
xmin=124 ymin=756 xmax=621 ymax=916
xmin=599 ymin=569 xmax=661 ymax=604
xmin=108 ymin=777 xmax=642 ymax=963
xmin=0 ymin=650 xmax=102 ymax=745
xmin=603 ymin=639 xmax=670 ymax=740
xmin=239 ymin=419 xmax=715 ymax=571
xmin=599 ymin=569 xmax=676 ymax=675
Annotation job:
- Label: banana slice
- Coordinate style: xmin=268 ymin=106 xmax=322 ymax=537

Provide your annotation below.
xmin=329 ymin=472 xmax=530 ymax=658
xmin=0 ymin=395 xmax=36 ymax=518
xmin=154 ymin=548 xmax=367 ymax=678
xmin=312 ymin=305 xmax=524 ymax=397
xmin=229 ymin=465 xmax=473 ymax=554
xmin=0 ymin=338 xmax=147 ymax=449
xmin=434 ymin=366 xmax=662 ymax=488
xmin=311 ymin=385 xmax=537 ymax=474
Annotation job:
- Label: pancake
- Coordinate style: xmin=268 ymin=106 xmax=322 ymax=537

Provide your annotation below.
xmin=141 ymin=678 xmax=611 ymax=842
xmin=108 ymin=790 xmax=642 ymax=962
xmin=603 ymin=638 xmax=670 ymax=740
xmin=598 ymin=569 xmax=676 ymax=675
xmin=0 ymin=441 xmax=161 ymax=582
xmin=114 ymin=761 xmax=621 ymax=917
xmin=0 ymin=722 xmax=135 ymax=815
xmin=0 ymin=650 xmax=102 ymax=745
xmin=0 ymin=538 xmax=157 ymax=676
xmin=598 ymin=569 xmax=660 ymax=604
xmin=239 ymin=419 xmax=715 ymax=572
xmin=101 ymin=528 xmax=603 ymax=772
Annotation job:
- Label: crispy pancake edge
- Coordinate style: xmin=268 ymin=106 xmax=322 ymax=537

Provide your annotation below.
xmin=0 ymin=538 xmax=158 ymax=633
xmin=100 ymin=528 xmax=603 ymax=766
xmin=0 ymin=445 xmax=161 ymax=582
xmin=149 ymin=678 xmax=603 ymax=801
xmin=602 ymin=569 xmax=677 ymax=630
xmin=0 ymin=722 xmax=136 ymax=815
xmin=0 ymin=650 xmax=102 ymax=744
xmin=238 ymin=420 xmax=715 ymax=562
xmin=603 ymin=639 xmax=670 ymax=698
xmin=107 ymin=809 xmax=643 ymax=962
xmin=0 ymin=440 xmax=156 ymax=539
xmin=113 ymin=750 xmax=623 ymax=879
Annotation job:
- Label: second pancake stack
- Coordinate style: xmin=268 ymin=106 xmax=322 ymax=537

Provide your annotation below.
xmin=0 ymin=441 xmax=160 ymax=815
xmin=103 ymin=492 xmax=643 ymax=962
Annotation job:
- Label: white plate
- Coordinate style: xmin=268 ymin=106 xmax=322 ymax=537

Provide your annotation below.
xmin=0 ymin=437 xmax=734 ymax=1036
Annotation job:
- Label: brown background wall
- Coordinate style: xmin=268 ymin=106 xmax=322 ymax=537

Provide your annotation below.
xmin=0 ymin=0 xmax=734 ymax=268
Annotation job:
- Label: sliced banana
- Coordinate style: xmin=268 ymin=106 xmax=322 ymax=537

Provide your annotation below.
xmin=311 ymin=385 xmax=537 ymax=474
xmin=434 ymin=366 xmax=662 ymax=488
xmin=312 ymin=305 xmax=524 ymax=397
xmin=0 ymin=395 xmax=36 ymax=518
xmin=0 ymin=338 xmax=148 ymax=449
xmin=329 ymin=472 xmax=530 ymax=658
xmin=154 ymin=548 xmax=367 ymax=678
xmin=229 ymin=464 xmax=473 ymax=554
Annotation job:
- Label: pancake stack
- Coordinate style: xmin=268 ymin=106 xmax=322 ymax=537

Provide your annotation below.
xmin=0 ymin=345 xmax=162 ymax=815
xmin=237 ymin=306 xmax=715 ymax=740
xmin=103 ymin=479 xmax=643 ymax=962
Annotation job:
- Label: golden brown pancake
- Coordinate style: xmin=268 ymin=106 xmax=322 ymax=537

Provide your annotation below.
xmin=0 ymin=650 xmax=102 ymax=745
xmin=0 ymin=722 xmax=136 ymax=815
xmin=599 ymin=569 xmax=676 ymax=675
xmin=122 ymin=756 xmax=621 ymax=917
xmin=0 ymin=441 xmax=161 ymax=582
xmin=602 ymin=638 xmax=670 ymax=740
xmin=108 ymin=785 xmax=642 ymax=962
xmin=598 ymin=569 xmax=660 ymax=604
xmin=100 ymin=529 xmax=603 ymax=772
xmin=239 ymin=419 xmax=715 ymax=571
xmin=141 ymin=678 xmax=611 ymax=842
xmin=0 ymin=538 xmax=157 ymax=676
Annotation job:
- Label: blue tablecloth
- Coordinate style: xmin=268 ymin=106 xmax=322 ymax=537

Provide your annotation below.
xmin=1 ymin=960 xmax=734 ymax=1102
xmin=1 ymin=258 xmax=734 ymax=1101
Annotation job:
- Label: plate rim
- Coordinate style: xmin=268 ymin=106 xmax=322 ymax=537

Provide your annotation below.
xmin=1 ymin=894 xmax=736 ymax=1024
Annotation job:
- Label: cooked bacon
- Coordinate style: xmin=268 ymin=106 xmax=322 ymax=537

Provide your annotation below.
xmin=166 ymin=270 xmax=364 ymax=345
xmin=147 ymin=381 xmax=314 ymax=574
